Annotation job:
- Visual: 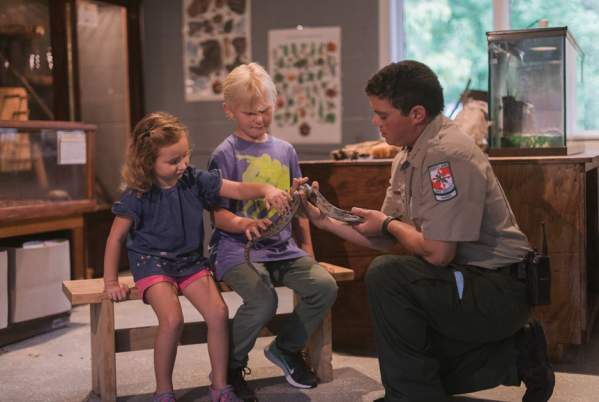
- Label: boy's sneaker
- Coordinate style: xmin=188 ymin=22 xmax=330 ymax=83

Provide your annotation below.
xmin=227 ymin=366 xmax=258 ymax=401
xmin=209 ymin=385 xmax=243 ymax=402
xmin=264 ymin=340 xmax=318 ymax=389
xmin=517 ymin=320 xmax=555 ymax=402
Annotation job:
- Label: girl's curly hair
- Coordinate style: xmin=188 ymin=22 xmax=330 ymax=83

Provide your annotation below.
xmin=121 ymin=111 xmax=188 ymax=194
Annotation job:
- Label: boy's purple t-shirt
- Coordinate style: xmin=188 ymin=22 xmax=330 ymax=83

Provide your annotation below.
xmin=112 ymin=166 xmax=222 ymax=281
xmin=208 ymin=134 xmax=307 ymax=280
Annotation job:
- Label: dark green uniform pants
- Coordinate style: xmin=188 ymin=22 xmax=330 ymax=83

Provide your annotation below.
xmin=365 ymin=255 xmax=531 ymax=402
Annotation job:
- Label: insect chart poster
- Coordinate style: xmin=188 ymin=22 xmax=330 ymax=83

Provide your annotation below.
xmin=183 ymin=0 xmax=252 ymax=101
xmin=268 ymin=27 xmax=341 ymax=144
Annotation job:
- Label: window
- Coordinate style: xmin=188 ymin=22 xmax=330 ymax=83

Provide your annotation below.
xmin=386 ymin=0 xmax=599 ymax=135
xmin=511 ymin=0 xmax=599 ymax=135
xmin=386 ymin=0 xmax=492 ymax=115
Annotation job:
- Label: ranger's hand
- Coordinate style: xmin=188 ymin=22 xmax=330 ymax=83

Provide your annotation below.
xmin=292 ymin=177 xmax=309 ymax=218
xmin=351 ymin=207 xmax=388 ymax=237
xmin=298 ymin=180 xmax=328 ymax=228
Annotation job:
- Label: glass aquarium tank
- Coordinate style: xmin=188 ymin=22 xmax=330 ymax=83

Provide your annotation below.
xmin=487 ymin=27 xmax=584 ymax=156
xmin=0 ymin=120 xmax=96 ymax=222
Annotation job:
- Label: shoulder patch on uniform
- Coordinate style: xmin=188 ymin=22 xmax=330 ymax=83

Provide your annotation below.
xmin=428 ymin=161 xmax=457 ymax=201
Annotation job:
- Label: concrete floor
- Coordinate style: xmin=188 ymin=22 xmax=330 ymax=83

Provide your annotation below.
xmin=1 ymin=288 xmax=599 ymax=401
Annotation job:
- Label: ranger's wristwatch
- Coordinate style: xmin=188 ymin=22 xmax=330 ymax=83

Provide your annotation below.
xmin=381 ymin=216 xmax=400 ymax=238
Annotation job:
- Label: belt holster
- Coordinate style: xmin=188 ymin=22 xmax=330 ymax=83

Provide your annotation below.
xmin=511 ymin=251 xmax=551 ymax=306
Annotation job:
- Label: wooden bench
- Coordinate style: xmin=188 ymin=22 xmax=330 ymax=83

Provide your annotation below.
xmin=62 ymin=262 xmax=354 ymax=402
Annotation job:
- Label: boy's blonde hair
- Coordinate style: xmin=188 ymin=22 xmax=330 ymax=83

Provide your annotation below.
xmin=223 ymin=62 xmax=277 ymax=110
xmin=121 ymin=111 xmax=188 ymax=194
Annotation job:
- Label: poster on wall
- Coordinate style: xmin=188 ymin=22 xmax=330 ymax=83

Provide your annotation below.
xmin=182 ymin=0 xmax=251 ymax=101
xmin=268 ymin=26 xmax=341 ymax=144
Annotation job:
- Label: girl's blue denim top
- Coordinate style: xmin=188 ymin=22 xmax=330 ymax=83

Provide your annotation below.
xmin=112 ymin=166 xmax=221 ymax=281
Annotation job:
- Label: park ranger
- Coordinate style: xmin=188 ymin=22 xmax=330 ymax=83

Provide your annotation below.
xmin=301 ymin=60 xmax=555 ymax=402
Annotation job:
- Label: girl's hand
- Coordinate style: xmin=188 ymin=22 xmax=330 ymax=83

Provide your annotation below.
xmin=264 ymin=186 xmax=291 ymax=212
xmin=104 ymin=281 xmax=130 ymax=302
xmin=244 ymin=218 xmax=272 ymax=240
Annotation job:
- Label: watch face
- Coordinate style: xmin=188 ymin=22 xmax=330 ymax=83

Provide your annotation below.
xmin=382 ymin=216 xmax=399 ymax=237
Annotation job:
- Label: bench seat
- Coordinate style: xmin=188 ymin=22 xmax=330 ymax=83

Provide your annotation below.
xmin=62 ymin=262 xmax=354 ymax=402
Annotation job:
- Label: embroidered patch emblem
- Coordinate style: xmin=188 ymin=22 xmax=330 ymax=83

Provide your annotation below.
xmin=428 ymin=161 xmax=457 ymax=201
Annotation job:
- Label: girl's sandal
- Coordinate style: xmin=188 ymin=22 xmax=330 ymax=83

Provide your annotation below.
xmin=209 ymin=384 xmax=243 ymax=402
xmin=153 ymin=391 xmax=176 ymax=402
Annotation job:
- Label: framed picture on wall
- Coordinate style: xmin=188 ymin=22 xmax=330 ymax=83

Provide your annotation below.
xmin=182 ymin=0 xmax=252 ymax=101
xmin=268 ymin=26 xmax=342 ymax=144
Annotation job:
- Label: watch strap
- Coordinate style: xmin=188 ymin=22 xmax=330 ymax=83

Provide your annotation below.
xmin=381 ymin=216 xmax=400 ymax=238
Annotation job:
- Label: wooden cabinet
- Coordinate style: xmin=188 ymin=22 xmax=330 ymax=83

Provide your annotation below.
xmin=301 ymin=153 xmax=599 ymax=357
xmin=491 ymin=153 xmax=599 ymax=357
xmin=0 ymin=120 xmax=96 ymax=346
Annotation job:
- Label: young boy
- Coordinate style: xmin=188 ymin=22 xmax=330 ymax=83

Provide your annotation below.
xmin=208 ymin=63 xmax=338 ymax=401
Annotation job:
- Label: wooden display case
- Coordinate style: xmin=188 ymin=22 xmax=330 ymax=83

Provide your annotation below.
xmin=0 ymin=120 xmax=96 ymax=279
xmin=0 ymin=120 xmax=96 ymax=346
xmin=301 ymin=153 xmax=599 ymax=358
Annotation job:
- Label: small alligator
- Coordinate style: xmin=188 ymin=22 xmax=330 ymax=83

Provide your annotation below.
xmin=244 ymin=183 xmax=363 ymax=279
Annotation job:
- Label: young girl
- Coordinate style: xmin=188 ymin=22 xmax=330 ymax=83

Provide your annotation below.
xmin=103 ymin=111 xmax=289 ymax=402
xmin=208 ymin=63 xmax=338 ymax=400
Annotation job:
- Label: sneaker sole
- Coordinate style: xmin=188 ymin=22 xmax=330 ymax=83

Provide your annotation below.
xmin=264 ymin=346 xmax=315 ymax=389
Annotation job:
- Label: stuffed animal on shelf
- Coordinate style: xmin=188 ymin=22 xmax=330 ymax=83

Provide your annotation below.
xmin=330 ymin=139 xmax=399 ymax=160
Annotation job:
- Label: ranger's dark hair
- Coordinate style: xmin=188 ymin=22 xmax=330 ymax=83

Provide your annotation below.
xmin=365 ymin=60 xmax=444 ymax=117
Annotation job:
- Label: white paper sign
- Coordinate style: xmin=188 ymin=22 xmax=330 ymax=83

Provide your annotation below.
xmin=57 ymin=130 xmax=86 ymax=165
xmin=78 ymin=2 xmax=99 ymax=28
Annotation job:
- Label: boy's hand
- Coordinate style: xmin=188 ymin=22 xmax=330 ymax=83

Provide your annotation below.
xmin=104 ymin=280 xmax=130 ymax=302
xmin=244 ymin=218 xmax=272 ymax=240
xmin=264 ymin=186 xmax=291 ymax=212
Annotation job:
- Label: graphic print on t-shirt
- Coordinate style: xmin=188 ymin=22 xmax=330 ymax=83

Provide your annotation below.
xmin=237 ymin=153 xmax=290 ymax=218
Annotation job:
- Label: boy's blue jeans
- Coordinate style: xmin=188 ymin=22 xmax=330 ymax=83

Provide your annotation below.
xmin=222 ymin=256 xmax=338 ymax=369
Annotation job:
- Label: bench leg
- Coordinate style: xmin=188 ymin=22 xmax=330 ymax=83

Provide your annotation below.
xmin=306 ymin=309 xmax=333 ymax=382
xmin=293 ymin=292 xmax=334 ymax=382
xmin=90 ymin=300 xmax=117 ymax=402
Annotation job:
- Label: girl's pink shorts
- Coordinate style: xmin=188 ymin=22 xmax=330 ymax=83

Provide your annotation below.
xmin=135 ymin=268 xmax=211 ymax=303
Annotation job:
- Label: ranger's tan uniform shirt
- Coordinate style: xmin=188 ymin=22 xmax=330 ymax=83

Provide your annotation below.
xmin=381 ymin=115 xmax=531 ymax=269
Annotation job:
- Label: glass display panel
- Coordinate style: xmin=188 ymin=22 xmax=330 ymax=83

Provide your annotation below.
xmin=0 ymin=127 xmax=87 ymax=207
xmin=488 ymin=27 xmax=582 ymax=154
xmin=489 ymin=34 xmax=565 ymax=148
